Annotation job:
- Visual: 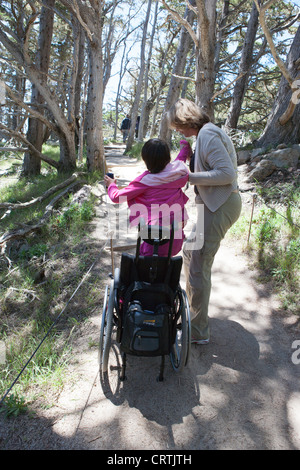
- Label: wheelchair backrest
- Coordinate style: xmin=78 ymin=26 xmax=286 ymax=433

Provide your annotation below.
xmin=120 ymin=253 xmax=182 ymax=291
xmin=119 ymin=251 xmax=183 ymax=356
xmin=119 ymin=253 xmax=181 ymax=311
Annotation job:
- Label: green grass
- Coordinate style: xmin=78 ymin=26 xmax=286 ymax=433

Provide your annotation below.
xmin=42 ymin=143 xmax=60 ymax=161
xmin=0 ymin=394 xmax=28 ymax=418
xmin=0 ymin=172 xmax=73 ymax=231
xmin=0 ymin=156 xmax=22 ymax=171
xmin=1 ymin=318 xmax=71 ymax=391
xmin=124 ymin=141 xmax=144 ymax=159
xmin=0 ymin=161 xmax=105 ymax=417
xmin=1 ymin=147 xmax=298 ymax=418
xmin=228 ymin=182 xmax=300 ymax=315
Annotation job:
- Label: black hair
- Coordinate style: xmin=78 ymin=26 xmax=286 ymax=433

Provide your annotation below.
xmin=141 ymin=139 xmax=171 ymax=174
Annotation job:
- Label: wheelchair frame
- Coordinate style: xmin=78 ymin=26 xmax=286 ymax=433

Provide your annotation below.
xmin=99 ymin=223 xmax=191 ymax=383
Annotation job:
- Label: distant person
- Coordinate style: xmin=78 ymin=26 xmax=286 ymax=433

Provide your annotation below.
xmin=120 ymin=114 xmax=131 ymax=143
xmin=104 ymin=138 xmax=192 ymax=257
xmin=135 ymin=116 xmax=140 ymax=138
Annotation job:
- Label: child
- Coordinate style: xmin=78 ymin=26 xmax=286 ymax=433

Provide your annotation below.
xmin=104 ymin=138 xmax=192 ymax=256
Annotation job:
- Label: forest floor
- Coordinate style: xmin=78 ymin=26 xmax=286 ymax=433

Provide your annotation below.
xmin=0 ymin=145 xmax=299 ymax=451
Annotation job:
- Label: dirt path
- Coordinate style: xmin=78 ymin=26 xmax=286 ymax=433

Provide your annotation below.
xmin=1 ymin=147 xmax=299 ymax=450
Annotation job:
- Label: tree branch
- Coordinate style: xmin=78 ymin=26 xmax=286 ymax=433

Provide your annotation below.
xmin=254 ymin=0 xmax=299 ymax=125
xmin=0 ymin=124 xmax=59 ymax=169
xmin=0 ymin=181 xmax=83 ymax=246
xmin=160 ymin=0 xmax=199 ymax=47
xmin=210 ymin=72 xmax=247 ymax=101
xmin=0 ymin=26 xmax=73 ymax=137
xmin=185 ymin=0 xmax=197 ymax=15
xmin=71 ymin=0 xmax=94 ymax=42
xmin=171 ymin=73 xmax=196 ymax=82
xmin=254 ymin=0 xmax=294 ymax=87
xmin=279 ymin=76 xmax=300 ymax=125
xmin=4 ymin=83 xmax=58 ymax=134
xmin=0 ymin=173 xmax=85 ymax=211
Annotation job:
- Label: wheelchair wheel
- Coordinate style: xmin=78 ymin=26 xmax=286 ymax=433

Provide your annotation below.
xmin=99 ymin=284 xmax=108 ymax=364
xmin=99 ymin=278 xmax=115 ymax=373
xmin=100 ymin=333 xmax=124 ymax=399
xmin=170 ymin=288 xmax=191 ymax=372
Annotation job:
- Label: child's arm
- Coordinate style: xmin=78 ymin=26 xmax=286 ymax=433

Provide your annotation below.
xmin=105 ymin=178 xmax=145 ymax=204
xmin=175 ymin=140 xmax=193 ymax=162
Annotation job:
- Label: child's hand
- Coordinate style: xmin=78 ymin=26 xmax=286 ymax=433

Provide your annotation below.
xmin=104 ymin=175 xmax=116 ymax=187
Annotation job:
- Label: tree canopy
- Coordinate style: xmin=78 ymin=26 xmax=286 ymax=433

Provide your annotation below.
xmin=0 ymin=0 xmax=299 ymax=175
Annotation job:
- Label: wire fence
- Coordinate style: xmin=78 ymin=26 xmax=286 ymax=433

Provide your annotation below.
xmin=246 ymin=189 xmax=300 ymax=245
xmin=0 ymin=235 xmax=113 ymax=408
xmin=1 ymin=184 xmax=299 ymax=406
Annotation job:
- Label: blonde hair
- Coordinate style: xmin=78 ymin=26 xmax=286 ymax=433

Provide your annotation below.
xmin=166 ymin=98 xmax=210 ymax=131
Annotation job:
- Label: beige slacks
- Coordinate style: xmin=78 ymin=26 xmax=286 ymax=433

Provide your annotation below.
xmin=183 ymin=192 xmax=242 ymax=340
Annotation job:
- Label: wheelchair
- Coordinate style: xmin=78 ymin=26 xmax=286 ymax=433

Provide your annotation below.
xmin=99 ymin=222 xmax=191 ymax=383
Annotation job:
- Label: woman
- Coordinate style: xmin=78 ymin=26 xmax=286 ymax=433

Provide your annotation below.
xmin=166 ymin=98 xmax=242 ymax=344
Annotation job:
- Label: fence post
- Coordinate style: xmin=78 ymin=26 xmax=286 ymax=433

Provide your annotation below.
xmin=247 ymin=194 xmax=256 ymax=244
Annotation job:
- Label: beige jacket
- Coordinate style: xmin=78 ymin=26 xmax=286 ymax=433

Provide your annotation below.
xmin=189 ymin=122 xmax=238 ymax=212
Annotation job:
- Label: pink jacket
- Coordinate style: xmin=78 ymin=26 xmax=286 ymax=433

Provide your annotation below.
xmin=107 ymin=140 xmax=191 ymax=256
xmin=107 ymin=159 xmax=189 ymax=229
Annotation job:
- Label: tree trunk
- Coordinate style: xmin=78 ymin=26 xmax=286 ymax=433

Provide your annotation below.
xmin=68 ymin=17 xmax=85 ymax=151
xmin=181 ymin=43 xmax=195 ymax=98
xmin=58 ymin=0 xmax=105 ymax=172
xmin=102 ymin=0 xmax=119 ymax=96
xmin=256 ymin=24 xmax=300 ymax=147
xmin=194 ymin=0 xmax=217 ymax=118
xmin=225 ymin=1 xmax=259 ymax=130
xmin=113 ymin=14 xmax=135 ymax=141
xmin=214 ymin=0 xmax=230 ymax=71
xmin=0 ymin=3 xmax=77 ymax=174
xmin=149 ymin=29 xmax=178 ymax=138
xmin=11 ymin=72 xmax=26 ymax=131
xmin=125 ymin=0 xmax=152 ymax=153
xmin=23 ymin=0 xmax=54 ymax=176
xmin=138 ymin=0 xmax=158 ymax=141
xmin=159 ymin=6 xmax=195 ymax=143
xmin=85 ymin=33 xmax=104 ymax=172
xmin=113 ymin=42 xmax=128 ymax=140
